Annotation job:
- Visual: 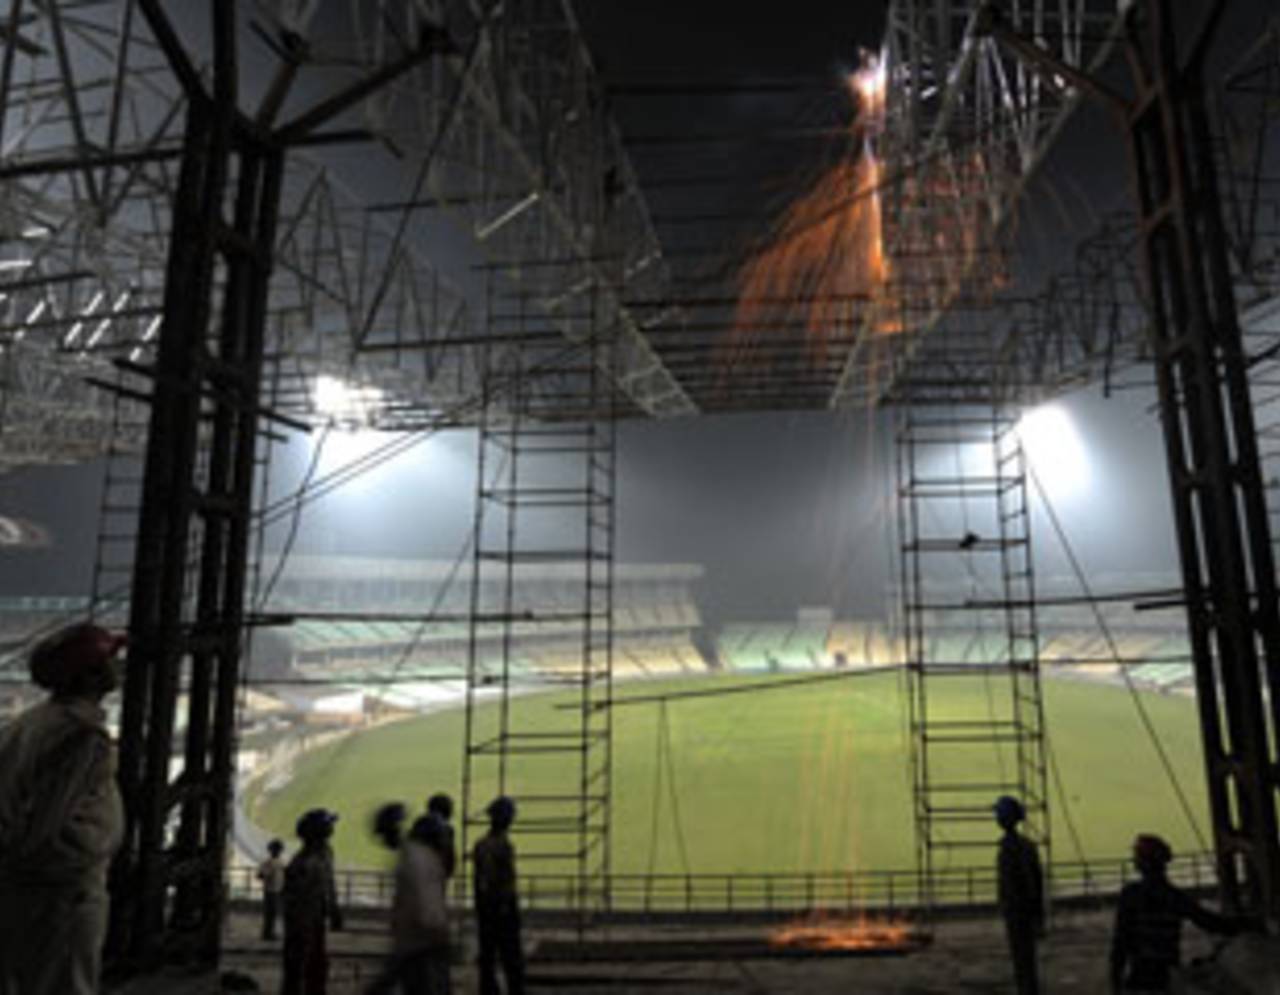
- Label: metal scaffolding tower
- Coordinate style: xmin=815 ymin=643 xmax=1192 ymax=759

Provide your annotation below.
xmin=462 ymin=273 xmax=617 ymax=919
xmin=897 ymin=404 xmax=1048 ymax=910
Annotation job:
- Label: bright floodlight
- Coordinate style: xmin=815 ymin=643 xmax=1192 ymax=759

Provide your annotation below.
xmin=312 ymin=374 xmax=384 ymax=429
xmin=1017 ymin=403 xmax=1090 ymax=499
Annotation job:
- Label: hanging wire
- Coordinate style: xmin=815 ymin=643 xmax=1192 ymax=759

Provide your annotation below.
xmin=1027 ymin=465 xmax=1209 ymax=851
xmin=658 ymin=700 xmax=693 ymax=877
xmin=1043 ymin=730 xmax=1088 ymax=865
xmin=643 ymin=697 xmax=667 ymax=878
xmin=255 ymin=422 xmax=333 ymax=612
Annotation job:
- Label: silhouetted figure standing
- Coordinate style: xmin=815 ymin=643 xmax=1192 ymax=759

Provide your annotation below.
xmin=0 ymin=623 xmax=126 ymax=995
xmin=282 ymin=809 xmax=343 ymax=995
xmin=427 ymin=792 xmax=457 ymax=878
xmin=370 ymin=803 xmax=452 ymax=995
xmin=259 ymin=838 xmax=287 ymax=940
xmin=1109 ymin=834 xmax=1247 ymax=993
xmin=994 ymin=795 xmax=1045 ymax=995
xmin=473 ymin=796 xmax=524 ymax=995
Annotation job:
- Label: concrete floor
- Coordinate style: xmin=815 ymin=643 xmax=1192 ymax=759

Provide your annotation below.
xmin=117 ymin=900 xmax=1264 ymax=994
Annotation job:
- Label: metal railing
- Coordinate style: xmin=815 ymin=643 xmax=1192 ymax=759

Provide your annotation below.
xmin=227 ymin=850 xmax=1217 ymax=917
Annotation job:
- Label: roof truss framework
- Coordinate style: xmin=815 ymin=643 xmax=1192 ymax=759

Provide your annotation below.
xmin=0 ymin=0 xmax=700 ymax=473
xmin=828 ymin=0 xmax=1128 ymax=407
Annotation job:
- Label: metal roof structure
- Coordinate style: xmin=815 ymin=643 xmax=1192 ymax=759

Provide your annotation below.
xmin=0 ymin=1 xmax=1273 ymax=473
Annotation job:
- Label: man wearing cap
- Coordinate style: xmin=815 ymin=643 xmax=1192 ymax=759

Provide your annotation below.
xmin=473 ymin=796 xmax=523 ymax=995
xmin=426 ymin=792 xmax=457 ymax=878
xmin=282 ymin=808 xmax=343 ymax=995
xmin=1110 ymin=833 xmax=1249 ymax=992
xmin=994 ymin=794 xmax=1045 ymax=995
xmin=0 ymin=623 xmax=127 ymax=995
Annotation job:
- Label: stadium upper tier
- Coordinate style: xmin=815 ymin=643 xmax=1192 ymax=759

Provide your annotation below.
xmin=0 ymin=570 xmax=1198 ymax=700
xmin=259 ymin=555 xmax=703 ymax=614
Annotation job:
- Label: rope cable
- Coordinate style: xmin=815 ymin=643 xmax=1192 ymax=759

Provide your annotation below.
xmin=644 ymin=696 xmax=666 ymax=877
xmin=659 ymin=701 xmax=693 ymax=877
xmin=1027 ymin=464 xmax=1209 ymax=851
xmin=256 ymin=422 xmax=332 ymax=612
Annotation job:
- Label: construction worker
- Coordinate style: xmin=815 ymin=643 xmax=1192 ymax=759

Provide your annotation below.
xmin=0 ymin=622 xmax=127 ymax=995
xmin=426 ymin=792 xmax=457 ymax=878
xmin=257 ymin=838 xmax=287 ymax=940
xmin=1110 ymin=834 xmax=1250 ymax=992
xmin=473 ymin=796 xmax=524 ymax=995
xmin=994 ymin=794 xmax=1045 ymax=995
xmin=282 ymin=808 xmax=343 ymax=995
xmin=369 ymin=802 xmax=453 ymax=995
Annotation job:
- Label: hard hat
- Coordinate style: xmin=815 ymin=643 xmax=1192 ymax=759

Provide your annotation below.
xmin=372 ymin=802 xmax=407 ymax=845
xmin=410 ymin=812 xmax=446 ymax=847
xmin=29 ymin=624 xmax=126 ymax=692
xmin=427 ymin=792 xmax=454 ymax=820
xmin=1133 ymin=833 xmax=1173 ymax=870
xmin=296 ymin=808 xmax=339 ymax=841
xmin=993 ymin=795 xmax=1026 ymax=824
xmin=486 ymin=795 xmax=516 ymax=826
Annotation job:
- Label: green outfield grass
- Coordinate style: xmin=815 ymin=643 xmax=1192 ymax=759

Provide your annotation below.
xmin=252 ymin=673 xmax=1209 ymax=874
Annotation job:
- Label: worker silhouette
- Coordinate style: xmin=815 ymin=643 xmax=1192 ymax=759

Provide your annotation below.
xmin=426 ymin=792 xmax=457 ymax=878
xmin=0 ymin=623 xmax=127 ymax=995
xmin=258 ymin=838 xmax=287 ymax=940
xmin=1109 ymin=834 xmax=1251 ymax=993
xmin=473 ymin=796 xmax=524 ymax=995
xmin=370 ymin=802 xmax=453 ymax=995
xmin=282 ymin=808 xmax=343 ymax=995
xmin=994 ymin=795 xmax=1045 ymax=995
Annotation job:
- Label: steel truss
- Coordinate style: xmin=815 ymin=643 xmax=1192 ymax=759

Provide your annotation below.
xmin=896 ymin=402 xmax=1048 ymax=914
xmin=831 ymin=0 xmax=1127 ymax=407
xmin=0 ymin=0 xmax=692 ymax=474
xmin=75 ymin=0 xmax=451 ymax=970
xmin=986 ymin=0 xmax=1280 ymax=920
xmin=461 ymin=270 xmax=616 ymax=921
xmin=1124 ymin=1 xmax=1280 ymax=919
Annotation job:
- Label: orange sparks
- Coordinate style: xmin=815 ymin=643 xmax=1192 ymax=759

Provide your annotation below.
xmin=731 ymin=45 xmax=1005 ymax=381
xmin=733 ymin=50 xmax=898 ymax=367
xmin=849 ymin=50 xmax=887 ymax=128
xmin=769 ymin=914 xmax=915 ymax=952
xmin=734 ymin=153 xmax=891 ymax=357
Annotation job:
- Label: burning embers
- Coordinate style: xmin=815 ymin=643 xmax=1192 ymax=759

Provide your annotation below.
xmin=732 ymin=50 xmax=898 ymax=364
xmin=769 ymin=914 xmax=918 ymax=954
xmin=732 ymin=45 xmax=1007 ymax=372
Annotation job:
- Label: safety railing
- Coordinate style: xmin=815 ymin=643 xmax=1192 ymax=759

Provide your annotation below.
xmin=227 ymin=850 xmax=1217 ymax=916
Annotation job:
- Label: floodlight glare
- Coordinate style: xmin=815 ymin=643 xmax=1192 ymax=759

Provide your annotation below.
xmin=312 ymin=374 xmax=385 ymax=429
xmin=1016 ymin=403 xmax=1089 ymax=498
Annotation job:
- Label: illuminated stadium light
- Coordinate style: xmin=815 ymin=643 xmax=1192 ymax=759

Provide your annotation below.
xmin=1017 ymin=403 xmax=1090 ymax=498
xmin=312 ymin=374 xmax=385 ymax=429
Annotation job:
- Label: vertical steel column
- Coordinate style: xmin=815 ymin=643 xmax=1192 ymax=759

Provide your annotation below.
xmin=1126 ymin=0 xmax=1280 ymax=916
xmin=108 ymin=2 xmax=286 ymax=966
xmin=985 ymin=0 xmax=1280 ymax=919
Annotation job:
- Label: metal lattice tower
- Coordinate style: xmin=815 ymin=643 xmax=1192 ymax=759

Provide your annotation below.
xmin=1121 ymin=0 xmax=1280 ymax=917
xmin=897 ymin=404 xmax=1049 ymax=912
xmin=984 ymin=0 xmax=1280 ymax=921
